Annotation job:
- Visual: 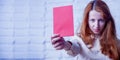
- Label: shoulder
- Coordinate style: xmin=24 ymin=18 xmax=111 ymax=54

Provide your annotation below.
xmin=116 ymin=38 xmax=120 ymax=49
xmin=117 ymin=39 xmax=120 ymax=56
xmin=70 ymin=35 xmax=82 ymax=41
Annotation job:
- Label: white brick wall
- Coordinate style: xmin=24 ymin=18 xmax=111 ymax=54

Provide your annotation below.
xmin=0 ymin=0 xmax=120 ymax=60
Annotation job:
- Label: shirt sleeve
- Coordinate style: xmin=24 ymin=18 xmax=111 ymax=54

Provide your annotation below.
xmin=117 ymin=39 xmax=120 ymax=51
xmin=65 ymin=35 xmax=82 ymax=57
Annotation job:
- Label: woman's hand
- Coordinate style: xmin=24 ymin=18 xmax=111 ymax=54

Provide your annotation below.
xmin=51 ymin=34 xmax=66 ymax=50
xmin=51 ymin=34 xmax=72 ymax=50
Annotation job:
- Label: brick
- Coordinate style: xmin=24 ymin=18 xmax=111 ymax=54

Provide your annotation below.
xmin=13 ymin=36 xmax=30 ymax=44
xmin=14 ymin=29 xmax=29 ymax=36
xmin=45 ymin=50 xmax=61 ymax=58
xmin=29 ymin=36 xmax=45 ymax=44
xmin=28 ymin=43 xmax=44 ymax=52
xmin=0 ymin=21 xmax=14 ymax=29
xmin=29 ymin=0 xmax=45 ymax=7
xmin=0 ymin=29 xmax=13 ymax=36
xmin=13 ymin=44 xmax=28 ymax=52
xmin=0 ymin=37 xmax=14 ymax=44
xmin=46 ymin=0 xmax=73 ymax=3
xmin=29 ymin=28 xmax=44 ymax=36
xmin=0 ymin=52 xmax=13 ymax=58
xmin=0 ymin=44 xmax=13 ymax=52
xmin=13 ymin=52 xmax=28 ymax=58
xmin=28 ymin=52 xmax=44 ymax=58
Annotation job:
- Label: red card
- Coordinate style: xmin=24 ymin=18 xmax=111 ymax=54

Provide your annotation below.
xmin=53 ymin=5 xmax=74 ymax=37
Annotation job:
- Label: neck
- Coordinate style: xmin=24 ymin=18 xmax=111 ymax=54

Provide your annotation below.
xmin=94 ymin=34 xmax=100 ymax=39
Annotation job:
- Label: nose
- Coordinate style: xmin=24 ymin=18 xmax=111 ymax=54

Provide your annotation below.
xmin=94 ymin=20 xmax=99 ymax=28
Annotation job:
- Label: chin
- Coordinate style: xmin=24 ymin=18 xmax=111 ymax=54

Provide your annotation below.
xmin=94 ymin=32 xmax=100 ymax=35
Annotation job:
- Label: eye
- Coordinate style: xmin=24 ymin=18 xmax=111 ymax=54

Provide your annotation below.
xmin=98 ymin=19 xmax=105 ymax=23
xmin=89 ymin=19 xmax=95 ymax=22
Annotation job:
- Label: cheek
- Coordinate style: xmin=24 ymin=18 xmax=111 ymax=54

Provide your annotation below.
xmin=99 ymin=22 xmax=105 ymax=29
xmin=88 ymin=22 xmax=94 ymax=30
xmin=88 ymin=21 xmax=95 ymax=27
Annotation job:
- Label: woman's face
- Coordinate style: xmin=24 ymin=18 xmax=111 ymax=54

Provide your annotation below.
xmin=88 ymin=10 xmax=105 ymax=35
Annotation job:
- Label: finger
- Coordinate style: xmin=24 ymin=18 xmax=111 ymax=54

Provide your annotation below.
xmin=51 ymin=37 xmax=61 ymax=44
xmin=51 ymin=34 xmax=60 ymax=40
xmin=56 ymin=45 xmax=64 ymax=50
xmin=54 ymin=41 xmax=63 ymax=48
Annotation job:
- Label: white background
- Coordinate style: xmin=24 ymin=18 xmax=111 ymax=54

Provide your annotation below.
xmin=0 ymin=0 xmax=120 ymax=60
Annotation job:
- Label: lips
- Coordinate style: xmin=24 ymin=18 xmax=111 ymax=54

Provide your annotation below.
xmin=94 ymin=29 xmax=100 ymax=32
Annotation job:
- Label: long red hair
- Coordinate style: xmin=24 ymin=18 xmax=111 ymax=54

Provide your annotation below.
xmin=79 ymin=0 xmax=119 ymax=60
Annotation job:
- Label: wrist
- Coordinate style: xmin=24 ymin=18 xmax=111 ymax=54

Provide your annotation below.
xmin=64 ymin=41 xmax=72 ymax=51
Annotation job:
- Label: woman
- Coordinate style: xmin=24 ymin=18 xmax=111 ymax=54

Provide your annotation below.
xmin=51 ymin=0 xmax=120 ymax=60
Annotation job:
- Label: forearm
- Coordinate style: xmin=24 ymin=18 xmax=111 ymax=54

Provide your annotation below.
xmin=64 ymin=40 xmax=81 ymax=57
xmin=64 ymin=41 xmax=72 ymax=51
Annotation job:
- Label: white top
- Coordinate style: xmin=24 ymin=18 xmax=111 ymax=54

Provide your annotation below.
xmin=65 ymin=35 xmax=112 ymax=60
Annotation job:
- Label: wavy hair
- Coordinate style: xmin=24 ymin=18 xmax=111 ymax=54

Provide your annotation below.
xmin=79 ymin=0 xmax=119 ymax=60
